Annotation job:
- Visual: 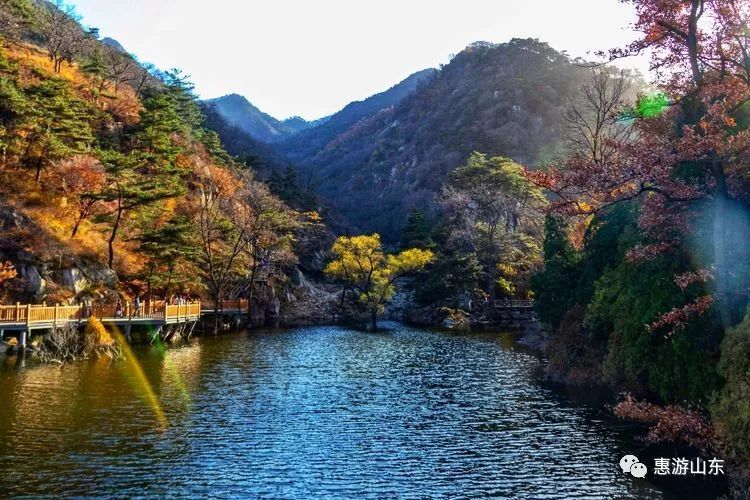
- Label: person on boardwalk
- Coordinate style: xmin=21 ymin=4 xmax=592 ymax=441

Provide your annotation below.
xmin=115 ymin=299 xmax=123 ymax=318
xmin=134 ymin=296 xmax=141 ymax=317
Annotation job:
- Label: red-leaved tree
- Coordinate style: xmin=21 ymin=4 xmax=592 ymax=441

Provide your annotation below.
xmin=527 ymin=0 xmax=750 ymax=330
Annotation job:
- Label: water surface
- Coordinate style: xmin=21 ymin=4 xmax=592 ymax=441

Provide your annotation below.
xmin=0 ymin=323 xmax=671 ymax=497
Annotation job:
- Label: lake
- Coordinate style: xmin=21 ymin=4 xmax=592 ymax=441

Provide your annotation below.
xmin=0 ymin=323 xmax=686 ymax=497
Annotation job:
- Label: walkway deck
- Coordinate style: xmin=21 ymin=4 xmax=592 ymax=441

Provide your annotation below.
xmin=0 ymin=299 xmax=250 ymax=333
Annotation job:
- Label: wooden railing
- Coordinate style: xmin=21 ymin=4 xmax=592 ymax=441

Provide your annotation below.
xmin=200 ymin=299 xmax=249 ymax=311
xmin=492 ymin=299 xmax=535 ymax=309
xmin=0 ymin=301 xmax=203 ymax=327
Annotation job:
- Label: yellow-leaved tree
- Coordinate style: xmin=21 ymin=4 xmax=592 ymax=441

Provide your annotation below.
xmin=325 ymin=234 xmax=433 ymax=331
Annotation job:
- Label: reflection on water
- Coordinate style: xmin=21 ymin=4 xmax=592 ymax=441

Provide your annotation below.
xmin=0 ymin=323 xmax=670 ymax=497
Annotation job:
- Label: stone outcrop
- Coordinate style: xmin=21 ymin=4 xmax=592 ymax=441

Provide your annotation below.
xmin=279 ymin=268 xmax=343 ymax=326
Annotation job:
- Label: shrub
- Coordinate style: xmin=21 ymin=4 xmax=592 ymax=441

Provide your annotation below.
xmin=39 ymin=317 xmax=120 ymax=363
xmin=545 ymin=304 xmax=604 ymax=385
xmin=712 ymin=316 xmax=750 ymax=465
xmin=591 ymin=256 xmax=721 ymax=403
xmin=83 ymin=316 xmax=116 ymax=356
xmin=614 ymin=394 xmax=715 ymax=452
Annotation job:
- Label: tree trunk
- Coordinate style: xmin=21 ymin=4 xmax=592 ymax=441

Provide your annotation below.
xmin=108 ymin=206 xmax=123 ymax=269
xmin=371 ymin=309 xmax=378 ymax=332
xmin=71 ymin=218 xmax=81 ymax=238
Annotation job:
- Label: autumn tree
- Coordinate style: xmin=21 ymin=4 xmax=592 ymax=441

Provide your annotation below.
xmin=325 ymin=234 xmax=433 ymax=331
xmin=38 ymin=0 xmax=89 ymax=73
xmin=196 ymin=167 xmax=255 ymax=317
xmin=52 ymin=155 xmax=108 ymax=237
xmin=0 ymin=260 xmax=16 ymax=284
xmin=528 ymin=0 xmax=750 ymax=330
xmin=442 ymin=153 xmax=546 ymax=298
xmin=237 ymin=181 xmax=297 ymax=319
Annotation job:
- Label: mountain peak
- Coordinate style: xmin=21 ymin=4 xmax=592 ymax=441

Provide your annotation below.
xmin=205 ymin=94 xmax=290 ymax=143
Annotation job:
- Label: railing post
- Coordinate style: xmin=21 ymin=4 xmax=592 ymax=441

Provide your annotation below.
xmin=15 ymin=302 xmax=20 ymax=322
xmin=26 ymin=304 xmax=31 ymax=327
xmin=54 ymin=303 xmax=59 ymax=328
xmin=126 ymin=301 xmax=131 ymax=319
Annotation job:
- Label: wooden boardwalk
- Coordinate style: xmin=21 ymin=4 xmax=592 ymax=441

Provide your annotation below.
xmin=492 ymin=299 xmax=535 ymax=309
xmin=0 ymin=299 xmax=250 ymax=347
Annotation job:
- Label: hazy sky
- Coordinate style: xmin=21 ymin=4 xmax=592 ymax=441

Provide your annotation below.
xmin=69 ymin=0 xmax=648 ymax=121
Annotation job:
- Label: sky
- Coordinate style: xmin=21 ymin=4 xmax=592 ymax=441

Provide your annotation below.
xmin=69 ymin=0 xmax=649 ymax=121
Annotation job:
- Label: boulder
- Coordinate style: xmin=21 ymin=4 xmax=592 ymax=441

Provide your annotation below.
xmin=289 ymin=267 xmax=306 ymax=289
xmin=60 ymin=268 xmax=89 ymax=294
xmin=0 ymin=206 xmax=29 ymax=231
xmin=457 ymin=292 xmax=472 ymax=312
xmin=79 ymin=261 xmax=117 ymax=287
xmin=21 ymin=265 xmax=46 ymax=296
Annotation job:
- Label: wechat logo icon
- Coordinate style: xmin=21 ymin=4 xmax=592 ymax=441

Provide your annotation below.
xmin=620 ymin=455 xmax=648 ymax=478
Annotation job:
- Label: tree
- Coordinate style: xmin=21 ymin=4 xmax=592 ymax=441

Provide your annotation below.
xmin=37 ymin=0 xmax=89 ymax=73
xmin=196 ymin=167 xmax=255 ymax=320
xmin=136 ymin=215 xmax=198 ymax=301
xmin=527 ymin=0 xmax=750 ymax=331
xmin=237 ymin=181 xmax=297 ymax=320
xmin=103 ymin=48 xmax=136 ymax=93
xmin=130 ymin=62 xmax=157 ymax=98
xmin=81 ymin=46 xmax=108 ymax=100
xmin=98 ymin=151 xmax=185 ymax=269
xmin=21 ymin=79 xmax=94 ymax=183
xmin=0 ymin=260 xmax=16 ymax=284
xmin=441 ymin=153 xmax=546 ymax=298
xmin=52 ymin=155 xmax=108 ymax=237
xmin=325 ymin=234 xmax=433 ymax=331
xmin=530 ymin=215 xmax=582 ymax=328
xmin=400 ymin=209 xmax=432 ymax=249
xmin=563 ymin=68 xmax=638 ymax=164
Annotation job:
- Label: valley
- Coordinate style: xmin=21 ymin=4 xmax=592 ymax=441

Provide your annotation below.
xmin=0 ymin=0 xmax=748 ymax=497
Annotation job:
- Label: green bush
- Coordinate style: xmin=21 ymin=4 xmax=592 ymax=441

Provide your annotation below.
xmin=590 ymin=256 xmax=722 ymax=403
xmin=712 ymin=315 xmax=750 ymax=464
xmin=530 ymin=215 xmax=581 ymax=328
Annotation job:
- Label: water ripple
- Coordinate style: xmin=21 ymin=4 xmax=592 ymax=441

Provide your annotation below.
xmin=0 ymin=323 xmax=665 ymax=498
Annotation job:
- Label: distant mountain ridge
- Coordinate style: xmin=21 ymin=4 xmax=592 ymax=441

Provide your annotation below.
xmin=204 ymin=94 xmax=314 ymax=143
xmin=206 ymin=68 xmax=436 ymax=146
xmin=277 ymin=68 xmax=438 ymax=162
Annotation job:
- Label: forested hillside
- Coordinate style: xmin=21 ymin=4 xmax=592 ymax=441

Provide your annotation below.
xmin=0 ymin=0 xmax=313 ymax=311
xmin=279 ymin=40 xmax=638 ymax=240
xmin=276 ymin=68 xmax=437 ymax=163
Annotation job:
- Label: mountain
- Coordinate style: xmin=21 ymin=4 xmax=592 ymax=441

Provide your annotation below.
xmin=208 ymin=68 xmax=435 ymax=148
xmin=283 ymin=116 xmax=325 ymax=134
xmin=280 ymin=39 xmax=606 ymax=240
xmin=204 ymin=94 xmax=301 ymax=143
xmin=277 ymin=68 xmax=437 ymax=163
xmin=201 ymin=102 xmax=293 ymax=173
xmin=0 ymin=0 xmax=302 ymax=307
xmin=101 ymin=37 xmax=126 ymax=52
